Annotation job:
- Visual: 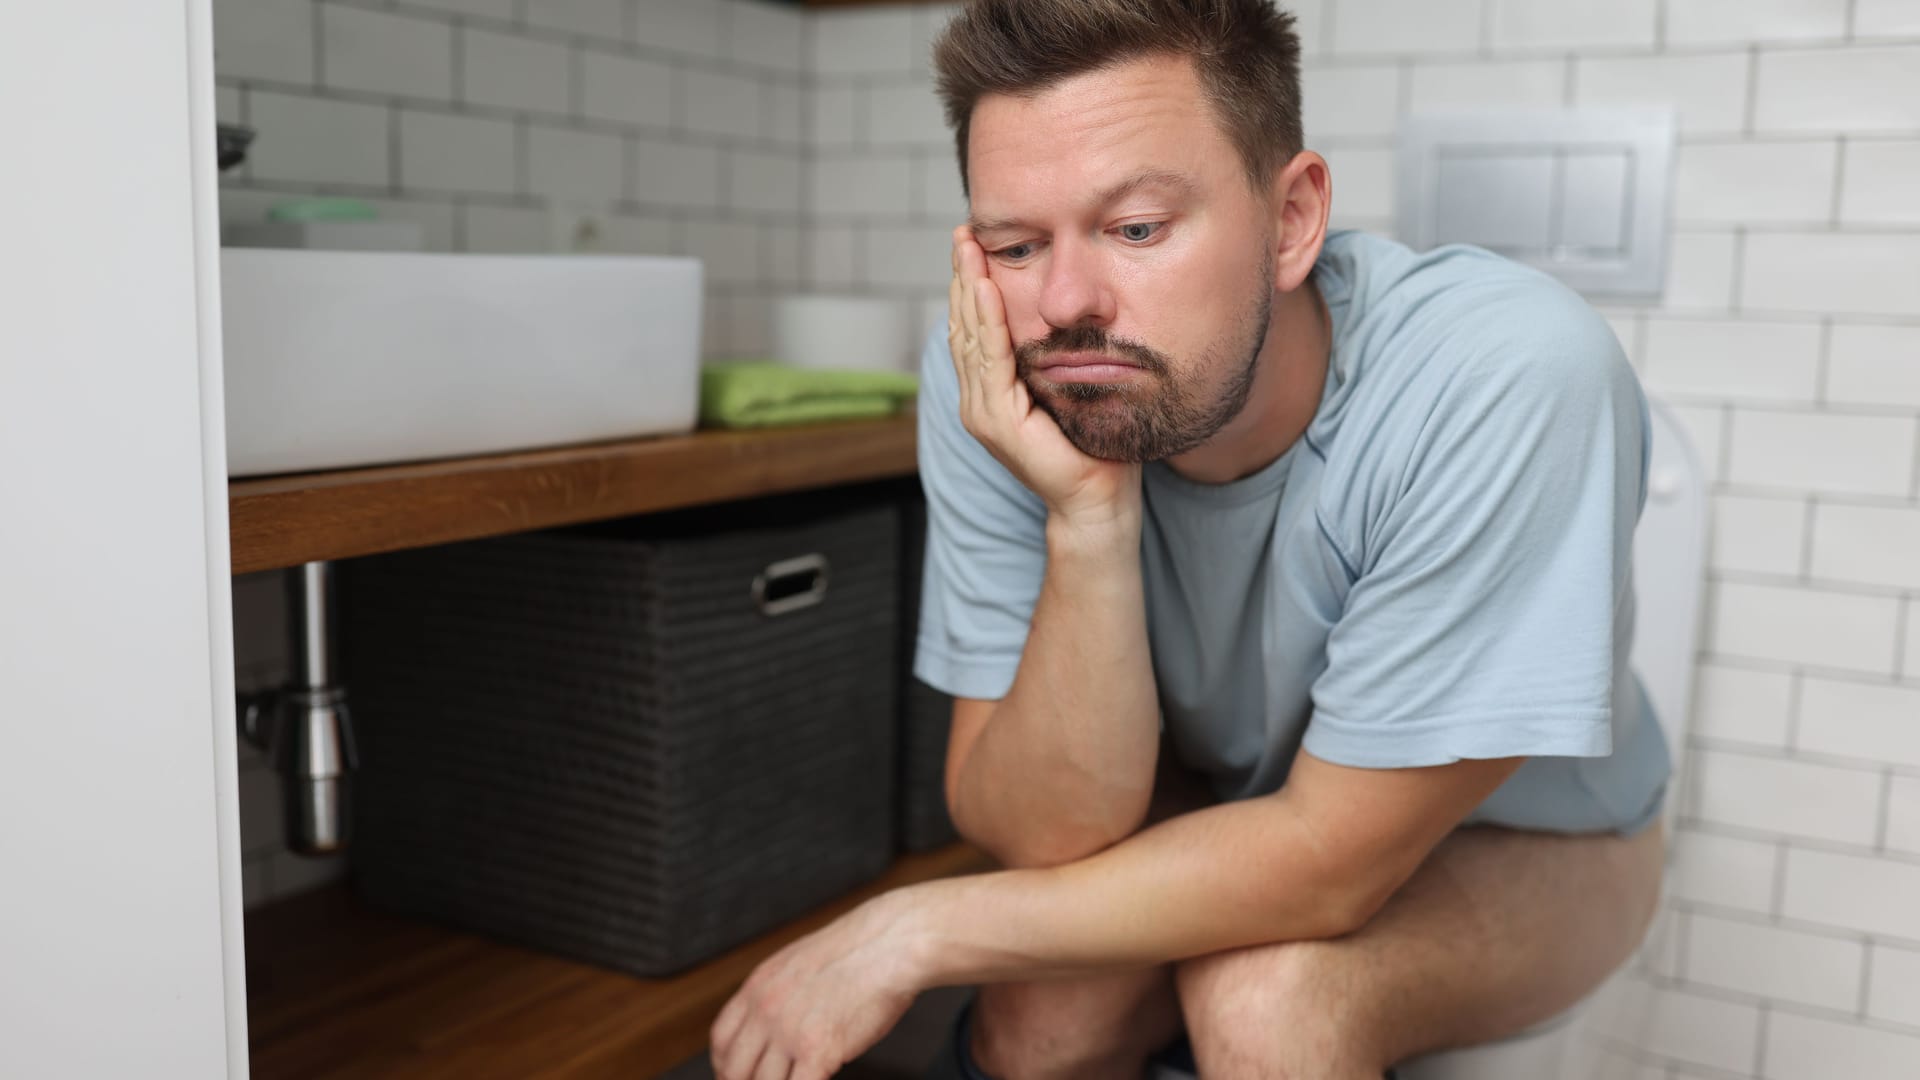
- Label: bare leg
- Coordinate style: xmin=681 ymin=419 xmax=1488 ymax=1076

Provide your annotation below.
xmin=1174 ymin=821 xmax=1666 ymax=1080
xmin=965 ymin=745 xmax=1217 ymax=1080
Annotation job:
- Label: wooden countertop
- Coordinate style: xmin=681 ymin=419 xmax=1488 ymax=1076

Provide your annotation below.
xmin=228 ymin=415 xmax=919 ymax=575
xmin=247 ymin=842 xmax=990 ymax=1079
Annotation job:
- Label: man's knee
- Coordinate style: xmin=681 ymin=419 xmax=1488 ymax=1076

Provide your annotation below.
xmin=970 ymin=970 xmax=1182 ymax=1080
xmin=1176 ymin=940 xmax=1384 ymax=1079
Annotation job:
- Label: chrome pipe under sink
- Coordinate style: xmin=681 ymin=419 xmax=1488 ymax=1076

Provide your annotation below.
xmin=239 ymin=560 xmax=358 ymax=855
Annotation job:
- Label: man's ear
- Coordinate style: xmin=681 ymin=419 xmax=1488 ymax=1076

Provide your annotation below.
xmin=1267 ymin=151 xmax=1331 ymax=294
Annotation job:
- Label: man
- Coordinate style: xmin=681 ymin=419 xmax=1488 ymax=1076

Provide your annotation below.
xmin=709 ymin=2 xmax=1669 ymax=1077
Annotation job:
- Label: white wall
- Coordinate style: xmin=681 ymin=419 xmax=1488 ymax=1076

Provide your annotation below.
xmin=0 ymin=1 xmax=244 ymax=1076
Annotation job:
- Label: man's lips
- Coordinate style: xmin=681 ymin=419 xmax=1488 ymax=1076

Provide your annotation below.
xmin=1033 ymin=352 xmax=1143 ymax=383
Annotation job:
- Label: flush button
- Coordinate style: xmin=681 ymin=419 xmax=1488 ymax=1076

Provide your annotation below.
xmin=1396 ymin=108 xmax=1676 ymax=299
xmin=1432 ymin=151 xmax=1555 ymax=254
xmin=1555 ymin=148 xmax=1633 ymax=258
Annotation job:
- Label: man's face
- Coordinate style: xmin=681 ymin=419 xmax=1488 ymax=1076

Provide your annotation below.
xmin=966 ymin=53 xmax=1277 ymax=463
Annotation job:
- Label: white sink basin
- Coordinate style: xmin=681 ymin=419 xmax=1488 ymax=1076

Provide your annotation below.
xmin=219 ymin=249 xmax=703 ymax=477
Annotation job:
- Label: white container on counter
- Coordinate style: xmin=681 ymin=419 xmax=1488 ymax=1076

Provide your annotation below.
xmin=220 ymin=249 xmax=704 ymax=477
xmin=769 ymin=293 xmax=915 ymax=373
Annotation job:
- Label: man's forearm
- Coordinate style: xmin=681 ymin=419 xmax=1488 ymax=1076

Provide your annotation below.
xmin=950 ymin=510 xmax=1162 ymax=867
xmin=900 ymin=791 xmax=1381 ymax=987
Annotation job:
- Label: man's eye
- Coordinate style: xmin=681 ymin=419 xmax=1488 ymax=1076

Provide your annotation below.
xmin=1118 ymin=222 xmax=1162 ymax=242
xmin=996 ymin=243 xmax=1035 ymax=260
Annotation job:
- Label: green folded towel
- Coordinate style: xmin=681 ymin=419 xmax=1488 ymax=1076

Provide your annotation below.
xmin=700 ymin=361 xmax=919 ymax=429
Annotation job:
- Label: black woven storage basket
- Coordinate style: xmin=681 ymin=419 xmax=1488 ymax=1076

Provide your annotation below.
xmin=339 ymin=489 xmax=901 ymax=977
xmin=899 ymin=492 xmax=959 ymax=852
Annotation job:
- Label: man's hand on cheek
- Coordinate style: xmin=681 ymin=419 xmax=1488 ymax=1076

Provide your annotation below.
xmin=948 ymin=225 xmax=1142 ymax=530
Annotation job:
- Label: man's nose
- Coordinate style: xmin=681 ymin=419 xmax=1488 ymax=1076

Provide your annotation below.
xmin=1036 ymin=234 xmax=1116 ymax=331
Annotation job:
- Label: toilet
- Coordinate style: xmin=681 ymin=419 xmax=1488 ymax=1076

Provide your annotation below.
xmin=1394 ymin=397 xmax=1709 ymax=1080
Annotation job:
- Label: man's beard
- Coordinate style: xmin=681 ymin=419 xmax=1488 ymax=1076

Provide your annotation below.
xmin=1013 ymin=261 xmax=1273 ymax=464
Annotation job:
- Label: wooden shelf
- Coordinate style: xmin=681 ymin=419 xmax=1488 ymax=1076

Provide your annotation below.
xmin=247 ymin=842 xmax=991 ymax=1079
xmin=228 ymin=415 xmax=919 ymax=575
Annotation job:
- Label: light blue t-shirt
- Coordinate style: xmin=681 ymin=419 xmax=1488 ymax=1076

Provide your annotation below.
xmin=913 ymin=230 xmax=1670 ymax=836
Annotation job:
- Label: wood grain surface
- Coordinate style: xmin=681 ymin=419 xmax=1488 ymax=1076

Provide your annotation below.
xmin=247 ymin=842 xmax=990 ymax=1079
xmin=228 ymin=416 xmax=919 ymax=575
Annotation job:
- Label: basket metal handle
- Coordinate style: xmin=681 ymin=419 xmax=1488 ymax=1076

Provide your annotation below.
xmin=752 ymin=553 xmax=830 ymax=617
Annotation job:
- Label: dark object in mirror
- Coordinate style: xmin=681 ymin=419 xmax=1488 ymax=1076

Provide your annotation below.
xmin=217 ymin=124 xmax=255 ymax=172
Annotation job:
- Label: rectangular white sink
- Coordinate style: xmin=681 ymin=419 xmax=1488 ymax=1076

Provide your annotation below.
xmin=220 ymin=249 xmax=703 ymax=477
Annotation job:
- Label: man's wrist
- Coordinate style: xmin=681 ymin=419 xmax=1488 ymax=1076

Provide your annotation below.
xmin=872 ymin=878 xmax=963 ymax=992
xmin=1046 ymin=507 xmax=1141 ymax=557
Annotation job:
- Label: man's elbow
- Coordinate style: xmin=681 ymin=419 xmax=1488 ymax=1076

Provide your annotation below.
xmin=948 ymin=788 xmax=1145 ymax=869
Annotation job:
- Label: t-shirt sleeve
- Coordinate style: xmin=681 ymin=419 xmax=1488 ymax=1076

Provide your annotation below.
xmin=1305 ymin=310 xmax=1649 ymax=769
xmin=912 ymin=325 xmax=1049 ymax=701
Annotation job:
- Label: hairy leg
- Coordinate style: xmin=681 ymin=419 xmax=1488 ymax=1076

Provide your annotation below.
xmin=1174 ymin=822 xmax=1665 ymax=1080
xmin=966 ymin=743 xmax=1217 ymax=1079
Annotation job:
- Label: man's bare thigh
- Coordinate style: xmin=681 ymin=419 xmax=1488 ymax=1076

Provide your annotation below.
xmin=1175 ymin=819 xmax=1666 ymax=1069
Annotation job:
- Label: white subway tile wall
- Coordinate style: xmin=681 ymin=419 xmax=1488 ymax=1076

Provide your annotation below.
xmin=217 ymin=6 xmax=1920 ymax=1074
xmin=1672 ymin=140 xmax=1839 ymax=226
xmin=1489 ymin=0 xmax=1662 ymax=52
xmin=1857 ymin=0 xmax=1920 ymax=36
xmin=1869 ymin=940 xmax=1920 ymax=1026
xmin=321 ymin=4 xmax=456 ymax=101
xmin=1374 ymin=7 xmax=1914 ymax=1073
xmin=1707 ymin=495 xmax=1806 ymax=580
xmin=1329 ymin=0 xmax=1482 ymax=57
xmin=1664 ymin=0 xmax=1852 ymax=47
xmin=1681 ymin=912 xmax=1866 ymax=1011
xmin=1406 ymin=58 xmax=1570 ymax=110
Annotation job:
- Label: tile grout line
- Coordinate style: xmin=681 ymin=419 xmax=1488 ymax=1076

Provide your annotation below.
xmin=514 ymin=115 xmax=529 ymax=199
xmin=1876 ymin=770 xmax=1896 ymax=852
xmin=1672 ymin=894 xmax=1920 ymax=952
xmin=1815 ymin=317 xmax=1834 ymax=408
xmin=1830 ymin=135 xmax=1849 ymax=225
xmin=1728 ymin=227 xmax=1746 ymax=313
xmin=451 ymin=16 xmax=466 ymax=106
xmin=569 ymin=41 xmax=584 ymax=121
xmin=1859 ymin=936 xmax=1876 ymax=1019
xmin=1684 ymin=820 xmax=1920 ymax=875
xmin=387 ymin=104 xmax=401 ymax=196
xmin=1910 ymin=423 xmax=1920 ymax=501
xmin=1675 ymin=908 xmax=1693 ymax=981
xmin=312 ymin=0 xmax=327 ymax=91
xmin=1742 ymin=45 xmax=1760 ymax=136
xmin=1798 ymin=495 xmax=1817 ymax=581
xmin=621 ymin=134 xmax=636 ymax=205
xmin=670 ymin=63 xmax=686 ymax=137
xmin=1717 ymin=401 xmax=1735 ymax=485
xmin=1786 ymin=668 xmax=1804 ymax=753
xmin=1769 ymin=838 xmax=1790 ymax=919
xmin=1753 ymin=1000 xmax=1770 ymax=1079
xmin=238 ymin=83 xmax=254 ymax=183
xmin=1896 ymin=599 xmax=1912 ymax=679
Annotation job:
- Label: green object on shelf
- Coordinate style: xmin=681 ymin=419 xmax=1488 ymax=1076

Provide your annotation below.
xmin=699 ymin=361 xmax=918 ymax=429
xmin=266 ymin=197 xmax=379 ymax=223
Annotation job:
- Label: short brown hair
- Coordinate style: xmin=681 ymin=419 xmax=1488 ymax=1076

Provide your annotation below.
xmin=931 ymin=0 xmax=1305 ymax=201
